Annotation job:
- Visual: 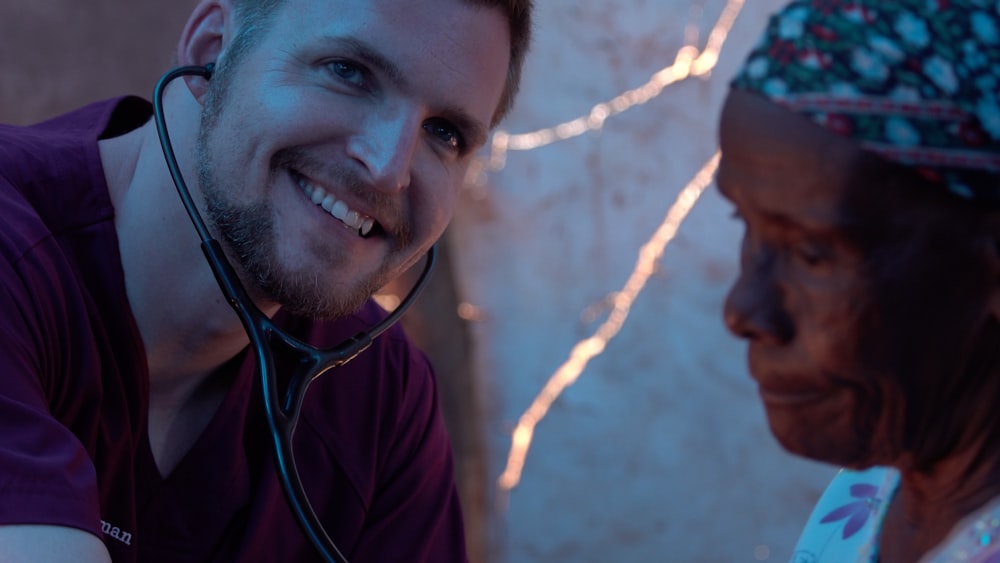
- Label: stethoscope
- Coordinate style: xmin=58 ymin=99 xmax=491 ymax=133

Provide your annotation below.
xmin=152 ymin=64 xmax=436 ymax=563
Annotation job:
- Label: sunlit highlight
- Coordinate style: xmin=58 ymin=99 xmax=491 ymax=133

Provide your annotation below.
xmin=466 ymin=0 xmax=745 ymax=187
xmin=481 ymin=0 xmax=745 ymax=496
xmin=496 ymin=152 xmax=721 ymax=492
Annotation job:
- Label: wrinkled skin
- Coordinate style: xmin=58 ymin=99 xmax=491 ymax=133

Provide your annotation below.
xmin=717 ymin=89 xmax=1000 ymax=561
xmin=718 ymin=89 xmax=1000 ymax=470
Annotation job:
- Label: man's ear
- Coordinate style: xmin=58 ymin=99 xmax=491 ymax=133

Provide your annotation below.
xmin=176 ymin=0 xmax=234 ymax=102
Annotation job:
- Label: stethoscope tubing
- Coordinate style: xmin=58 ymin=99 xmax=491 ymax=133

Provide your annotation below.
xmin=153 ymin=65 xmax=436 ymax=563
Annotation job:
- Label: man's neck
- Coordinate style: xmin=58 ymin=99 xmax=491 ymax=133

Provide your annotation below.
xmin=98 ymin=92 xmax=281 ymax=393
xmin=98 ymin=95 xmax=273 ymax=477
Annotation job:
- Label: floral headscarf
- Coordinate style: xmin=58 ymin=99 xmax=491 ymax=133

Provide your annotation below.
xmin=732 ymin=0 xmax=1000 ymax=203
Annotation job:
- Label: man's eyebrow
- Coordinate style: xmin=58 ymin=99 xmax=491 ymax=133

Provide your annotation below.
xmin=328 ymin=36 xmax=490 ymax=150
xmin=334 ymin=36 xmax=407 ymax=90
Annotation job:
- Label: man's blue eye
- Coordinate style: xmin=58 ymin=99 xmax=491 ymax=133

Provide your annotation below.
xmin=329 ymin=61 xmax=364 ymax=86
xmin=423 ymin=119 xmax=463 ymax=150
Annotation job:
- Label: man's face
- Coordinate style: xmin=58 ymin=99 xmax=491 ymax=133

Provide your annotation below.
xmin=716 ymin=90 xmax=996 ymax=469
xmin=195 ymin=0 xmax=510 ymax=318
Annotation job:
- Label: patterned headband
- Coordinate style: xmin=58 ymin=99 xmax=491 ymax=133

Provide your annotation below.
xmin=731 ymin=0 xmax=1000 ymax=203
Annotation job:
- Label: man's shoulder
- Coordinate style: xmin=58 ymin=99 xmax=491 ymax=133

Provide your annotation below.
xmin=0 ymin=96 xmax=151 ymax=188
xmin=0 ymin=96 xmax=151 ymax=167
xmin=0 ymin=97 xmax=150 ymax=142
xmin=0 ymin=97 xmax=150 ymax=257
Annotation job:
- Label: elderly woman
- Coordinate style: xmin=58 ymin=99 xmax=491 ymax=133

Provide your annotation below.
xmin=717 ymin=1 xmax=1000 ymax=561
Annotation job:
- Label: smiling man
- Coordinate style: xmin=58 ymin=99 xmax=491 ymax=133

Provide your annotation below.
xmin=0 ymin=0 xmax=532 ymax=561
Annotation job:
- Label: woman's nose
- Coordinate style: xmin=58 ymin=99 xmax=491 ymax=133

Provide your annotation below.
xmin=722 ymin=246 xmax=794 ymax=345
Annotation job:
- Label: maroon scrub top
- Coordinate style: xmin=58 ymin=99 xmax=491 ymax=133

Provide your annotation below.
xmin=0 ymin=98 xmax=468 ymax=562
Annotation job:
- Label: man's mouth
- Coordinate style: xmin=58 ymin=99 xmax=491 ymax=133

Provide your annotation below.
xmin=293 ymin=172 xmax=378 ymax=238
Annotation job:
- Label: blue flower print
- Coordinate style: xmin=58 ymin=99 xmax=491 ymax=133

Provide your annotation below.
xmin=972 ymin=11 xmax=1000 ymax=44
xmin=868 ymin=35 xmax=905 ymax=64
xmin=924 ymin=56 xmax=959 ymax=94
xmin=896 ymin=11 xmax=931 ymax=48
xmin=978 ymin=98 xmax=1000 ymax=140
xmin=852 ymin=47 xmax=889 ymax=82
xmin=819 ymin=483 xmax=882 ymax=540
xmin=763 ymin=78 xmax=789 ymax=97
xmin=779 ymin=14 xmax=806 ymax=39
xmin=885 ymin=117 xmax=921 ymax=147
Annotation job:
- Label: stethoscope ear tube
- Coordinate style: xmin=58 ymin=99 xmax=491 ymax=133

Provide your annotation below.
xmin=154 ymin=65 xmax=437 ymax=563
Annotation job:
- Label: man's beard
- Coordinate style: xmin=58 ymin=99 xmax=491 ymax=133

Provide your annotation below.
xmin=196 ymin=151 xmax=389 ymax=319
xmin=193 ymin=117 xmax=397 ymax=319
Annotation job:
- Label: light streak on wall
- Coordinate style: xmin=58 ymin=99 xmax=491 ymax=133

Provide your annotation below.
xmin=496 ymin=152 xmax=721 ymax=493
xmin=492 ymin=0 xmax=744 ymax=495
xmin=465 ymin=0 xmax=745 ymax=188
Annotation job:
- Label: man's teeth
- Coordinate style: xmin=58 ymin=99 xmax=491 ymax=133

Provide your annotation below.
xmin=297 ymin=177 xmax=375 ymax=236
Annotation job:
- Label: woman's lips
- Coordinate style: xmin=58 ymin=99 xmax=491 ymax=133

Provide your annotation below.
xmin=757 ymin=382 xmax=828 ymax=406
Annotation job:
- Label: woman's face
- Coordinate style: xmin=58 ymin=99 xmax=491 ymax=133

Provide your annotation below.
xmin=717 ymin=89 xmax=998 ymax=469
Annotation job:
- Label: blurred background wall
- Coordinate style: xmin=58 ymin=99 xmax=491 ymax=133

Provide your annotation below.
xmin=452 ymin=2 xmax=837 ymax=561
xmin=0 ymin=0 xmax=835 ymax=561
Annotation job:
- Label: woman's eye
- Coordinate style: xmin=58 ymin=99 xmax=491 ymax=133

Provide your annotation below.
xmin=792 ymin=241 xmax=828 ymax=268
xmin=423 ymin=119 xmax=464 ymax=151
xmin=328 ymin=60 xmax=365 ymax=87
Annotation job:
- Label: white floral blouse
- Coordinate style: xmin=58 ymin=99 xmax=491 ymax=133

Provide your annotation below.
xmin=791 ymin=467 xmax=1000 ymax=562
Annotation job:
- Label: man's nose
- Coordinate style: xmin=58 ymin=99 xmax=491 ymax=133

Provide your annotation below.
xmin=722 ymin=246 xmax=794 ymax=345
xmin=347 ymin=111 xmax=419 ymax=193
